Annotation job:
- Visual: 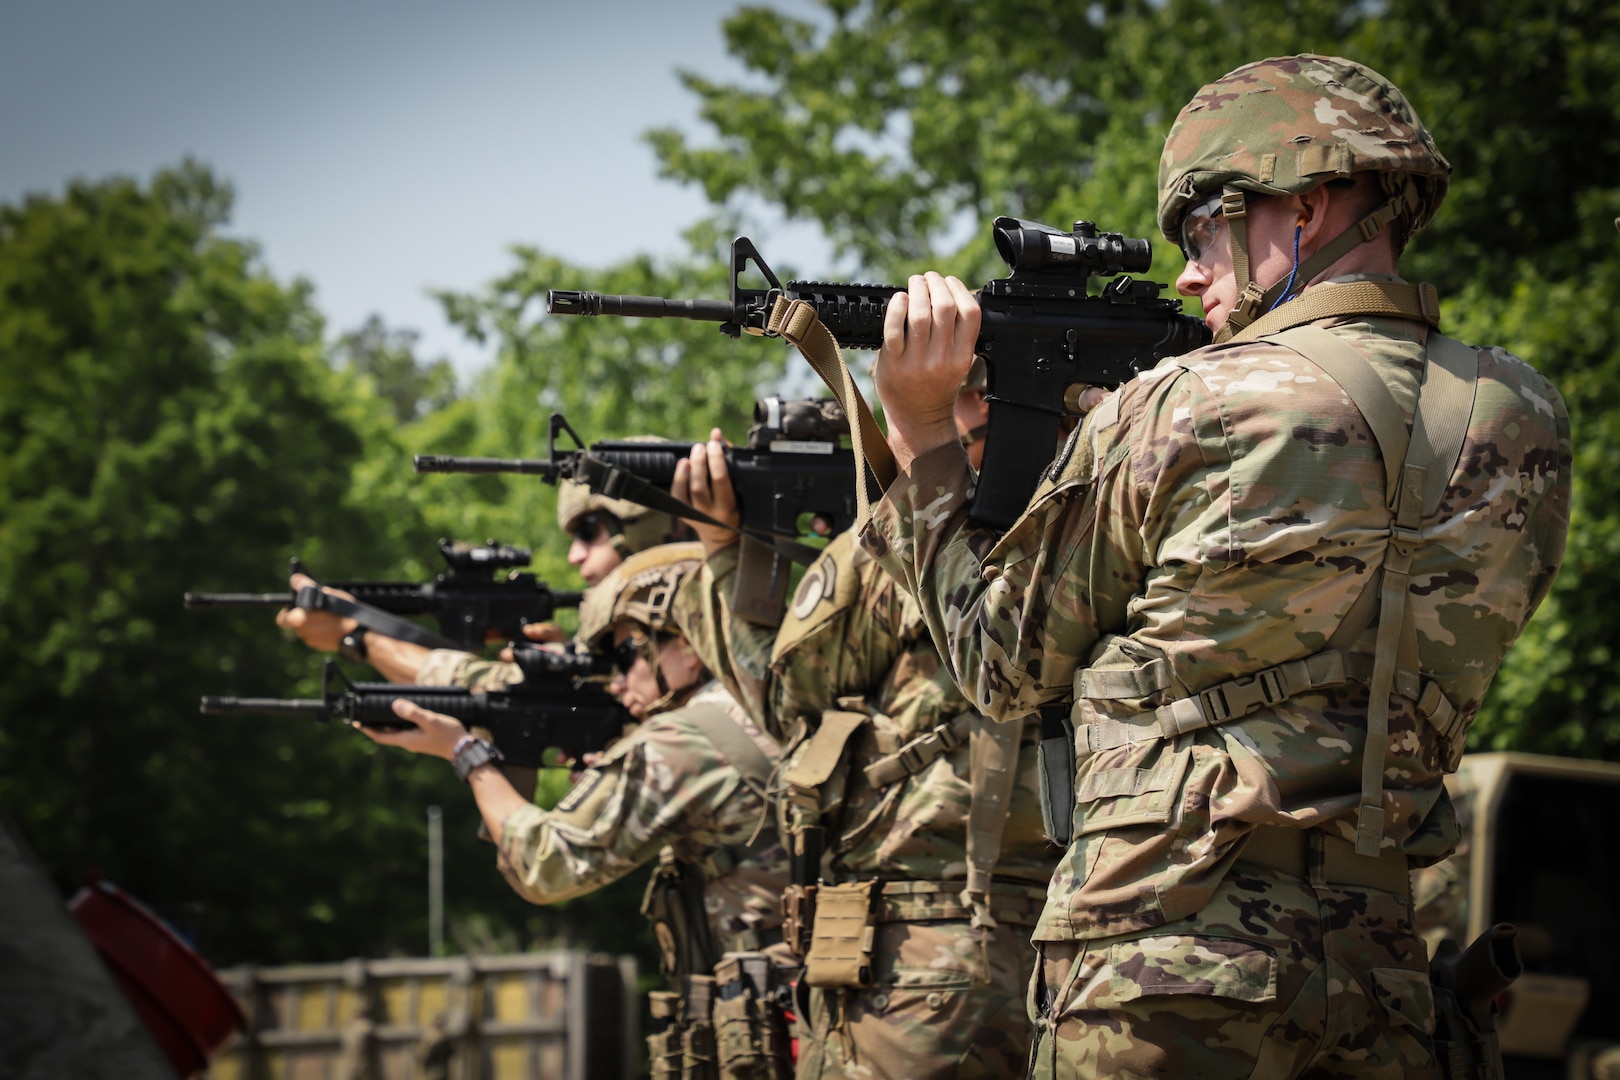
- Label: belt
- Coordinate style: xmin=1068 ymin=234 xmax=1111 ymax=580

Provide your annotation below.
xmin=873 ymin=879 xmax=1048 ymax=926
xmin=1238 ymin=826 xmax=1411 ymax=901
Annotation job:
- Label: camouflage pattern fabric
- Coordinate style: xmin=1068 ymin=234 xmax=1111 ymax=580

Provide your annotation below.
xmin=414 ymin=649 xmax=521 ymax=692
xmin=1413 ymin=767 xmax=1477 ymax=955
xmin=865 ymin=294 xmax=1569 ymax=939
xmin=862 ymin=289 xmax=1569 ymax=1068
xmin=679 ymin=532 xmax=1059 ymax=1077
xmin=1027 ymin=864 xmax=1437 ymax=1079
xmin=495 ymin=682 xmax=788 ymax=955
xmin=1156 ymin=54 xmax=1450 ymax=251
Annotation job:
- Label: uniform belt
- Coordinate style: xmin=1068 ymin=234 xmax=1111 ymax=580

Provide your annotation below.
xmin=1237 ymin=826 xmax=1411 ymax=900
xmin=872 ymin=878 xmax=1048 ymax=926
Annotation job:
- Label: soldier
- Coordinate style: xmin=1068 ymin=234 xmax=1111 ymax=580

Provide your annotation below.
xmin=675 ymin=418 xmax=1059 ymax=1079
xmin=276 ymin=478 xmax=687 ymax=691
xmin=864 ymin=54 xmax=1570 ymax=1078
xmin=353 ymin=543 xmax=791 ymax=1079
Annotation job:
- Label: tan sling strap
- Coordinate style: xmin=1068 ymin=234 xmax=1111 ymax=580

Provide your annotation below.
xmin=766 ymin=296 xmax=897 ymax=531
xmin=960 ymin=714 xmax=1024 ymax=930
xmin=1269 ymin=324 xmax=1478 ymax=855
xmin=1228 ymin=279 xmax=1441 ymax=345
xmin=681 ymin=701 xmax=776 ymax=803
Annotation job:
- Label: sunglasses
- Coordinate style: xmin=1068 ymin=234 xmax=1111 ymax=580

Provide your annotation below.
xmin=571 ymin=513 xmax=606 ymax=546
xmin=610 ymin=634 xmax=648 ymax=676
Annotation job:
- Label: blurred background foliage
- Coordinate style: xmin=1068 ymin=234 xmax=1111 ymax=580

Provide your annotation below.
xmin=2 ymin=0 xmax=1615 ymax=969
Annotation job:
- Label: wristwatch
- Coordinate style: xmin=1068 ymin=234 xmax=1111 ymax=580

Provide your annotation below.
xmin=451 ymin=736 xmax=504 ymax=781
xmin=338 ymin=626 xmax=368 ymax=664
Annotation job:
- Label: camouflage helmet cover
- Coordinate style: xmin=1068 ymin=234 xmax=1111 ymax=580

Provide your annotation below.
xmin=576 ymin=541 xmax=705 ymax=651
xmin=556 ymin=477 xmax=679 ymax=558
xmin=1157 ymin=54 xmax=1451 ymax=248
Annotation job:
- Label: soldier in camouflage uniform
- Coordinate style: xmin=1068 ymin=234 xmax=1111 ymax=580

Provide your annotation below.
xmin=674 ymin=428 xmax=1059 ymax=1079
xmin=278 ymin=478 xmax=685 ymax=691
xmin=357 ymin=543 xmax=791 ymax=1079
xmin=863 ymin=55 xmax=1570 ymax=1077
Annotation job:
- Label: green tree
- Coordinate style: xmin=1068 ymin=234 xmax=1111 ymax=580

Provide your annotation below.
xmin=336 ymin=314 xmax=458 ymax=425
xmin=0 ymin=161 xmax=545 ymax=964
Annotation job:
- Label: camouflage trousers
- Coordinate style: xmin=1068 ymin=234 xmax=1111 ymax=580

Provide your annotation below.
xmin=795 ymin=918 xmax=1037 ymax=1079
xmin=1027 ymin=863 xmax=1439 ymax=1079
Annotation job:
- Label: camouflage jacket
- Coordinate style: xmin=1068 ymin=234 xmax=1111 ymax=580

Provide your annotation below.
xmin=863 ymin=295 xmax=1571 ymax=941
xmin=495 ymin=680 xmax=788 ymax=956
xmin=680 ymin=531 xmax=1056 ymax=890
xmin=415 ymin=650 xmax=521 ymax=692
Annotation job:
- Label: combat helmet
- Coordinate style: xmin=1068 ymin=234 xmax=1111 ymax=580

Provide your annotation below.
xmin=557 ymin=476 xmax=681 ymax=560
xmin=577 ymin=541 xmax=707 ymax=714
xmin=1158 ymin=54 xmax=1451 ymax=340
xmin=576 ymin=541 xmax=706 ymax=652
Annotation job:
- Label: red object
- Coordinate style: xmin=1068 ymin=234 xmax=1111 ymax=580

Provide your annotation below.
xmin=69 ymin=878 xmax=247 ymax=1077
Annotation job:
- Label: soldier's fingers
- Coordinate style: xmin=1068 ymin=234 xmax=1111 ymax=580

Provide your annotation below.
xmin=704 ymin=436 xmax=734 ymax=511
xmin=671 ymin=456 xmax=692 ymax=503
xmin=922 ymin=272 xmax=958 ymax=341
xmin=289 ymin=572 xmax=317 ymax=590
xmin=882 ymin=290 xmax=909 ymax=357
xmin=685 ymin=443 xmax=712 ymax=507
xmin=520 ymin=623 xmax=567 ymax=643
xmin=945 ymin=275 xmax=981 ymax=345
xmin=905 ymin=274 xmax=933 ymax=353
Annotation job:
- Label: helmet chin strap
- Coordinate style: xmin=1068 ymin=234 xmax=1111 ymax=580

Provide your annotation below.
xmin=1214 ymin=179 xmax=1422 ymax=345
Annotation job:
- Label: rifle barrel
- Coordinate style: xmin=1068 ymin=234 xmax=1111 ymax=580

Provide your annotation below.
xmin=184 ymin=592 xmax=292 ymax=608
xmin=413 ymin=455 xmax=561 ymax=476
xmin=200 ymin=696 xmax=327 ymax=715
xmin=547 ymin=290 xmax=735 ymax=323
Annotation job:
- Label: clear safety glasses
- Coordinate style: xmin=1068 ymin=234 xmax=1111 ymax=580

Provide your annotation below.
xmin=1178 ymin=194 xmax=1227 ymax=264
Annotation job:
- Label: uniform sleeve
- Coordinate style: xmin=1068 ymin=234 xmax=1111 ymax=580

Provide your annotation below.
xmin=415 ymin=650 xmax=522 ymax=692
xmin=860 ymin=368 xmax=1202 ymax=720
xmin=494 ymin=711 xmax=743 ymax=906
xmin=675 ymin=545 xmax=778 ymax=735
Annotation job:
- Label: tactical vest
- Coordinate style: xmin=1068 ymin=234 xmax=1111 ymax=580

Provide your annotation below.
xmin=1039 ymin=282 xmax=1479 ymax=864
xmin=768 ymin=535 xmax=1044 ymax=989
xmin=640 ymin=698 xmax=783 ymax=982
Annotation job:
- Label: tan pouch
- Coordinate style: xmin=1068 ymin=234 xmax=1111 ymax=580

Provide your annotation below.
xmin=682 ymin=975 xmax=719 ymax=1080
xmin=803 ymin=879 xmax=879 ymax=988
xmin=712 ymin=953 xmax=792 ymax=1080
xmin=780 ymin=883 xmax=816 ymax=960
xmin=647 ymin=991 xmax=684 ymax=1080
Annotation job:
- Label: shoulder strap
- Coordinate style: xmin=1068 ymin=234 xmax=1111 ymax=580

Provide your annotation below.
xmin=1267 ymin=326 xmax=1479 ymax=855
xmin=681 ymin=700 xmax=776 ymax=800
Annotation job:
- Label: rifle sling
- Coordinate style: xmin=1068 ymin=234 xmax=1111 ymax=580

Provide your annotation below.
xmin=575 ymin=455 xmax=824 ymax=568
xmin=295 ymin=586 xmax=457 ymax=650
xmin=767 ymin=296 xmax=897 ymax=531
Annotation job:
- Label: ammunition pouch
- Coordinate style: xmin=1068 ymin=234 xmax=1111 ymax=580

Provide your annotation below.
xmin=647 ymin=991 xmax=686 ymax=1080
xmin=682 ymin=975 xmax=719 ymax=1080
xmin=803 ymin=879 xmax=879 ymax=988
xmin=780 ymin=882 xmax=816 ymax=961
xmin=713 ymin=952 xmax=793 ymax=1080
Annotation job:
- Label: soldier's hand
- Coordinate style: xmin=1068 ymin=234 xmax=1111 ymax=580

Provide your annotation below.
xmin=672 ymin=428 xmax=740 ymax=558
xmin=354 ymin=699 xmax=467 ymax=759
xmin=275 ymin=572 xmax=358 ymax=652
xmin=874 ymin=272 xmax=980 ymax=472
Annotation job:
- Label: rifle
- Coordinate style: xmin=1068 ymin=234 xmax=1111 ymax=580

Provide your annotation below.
xmin=414 ymin=398 xmax=859 ymax=625
xmin=1430 ymin=923 xmax=1522 ymax=1080
xmin=184 ymin=538 xmax=582 ymax=651
xmin=200 ymin=651 xmax=625 ymax=769
xmin=547 ymin=218 xmax=1213 ymax=529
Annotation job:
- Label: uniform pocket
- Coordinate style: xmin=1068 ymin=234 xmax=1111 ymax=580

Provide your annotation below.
xmin=1370 ymin=966 xmax=1435 ymax=1033
xmin=1096 ymin=935 xmax=1277 ymax=1006
xmin=1073 ymin=739 xmax=1191 ymax=836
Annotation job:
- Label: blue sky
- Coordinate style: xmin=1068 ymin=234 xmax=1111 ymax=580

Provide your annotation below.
xmin=1 ymin=1 xmax=833 ymax=375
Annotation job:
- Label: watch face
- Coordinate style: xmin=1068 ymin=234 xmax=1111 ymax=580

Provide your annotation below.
xmin=453 ymin=739 xmax=501 ymax=781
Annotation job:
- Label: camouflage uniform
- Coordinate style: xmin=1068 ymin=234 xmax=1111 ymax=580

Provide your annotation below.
xmin=494 ymin=678 xmax=785 ymax=959
xmin=862 ymin=55 xmax=1571 ymax=1079
xmin=682 ymin=531 xmax=1059 ymax=1079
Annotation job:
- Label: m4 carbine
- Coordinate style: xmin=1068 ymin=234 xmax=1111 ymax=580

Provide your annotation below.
xmin=547 ymin=218 xmax=1213 ymax=529
xmin=184 ymin=538 xmax=582 ymax=651
xmin=200 ymin=649 xmax=624 ymax=769
xmin=415 ymin=398 xmax=859 ymax=625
